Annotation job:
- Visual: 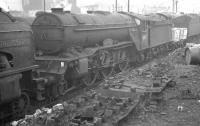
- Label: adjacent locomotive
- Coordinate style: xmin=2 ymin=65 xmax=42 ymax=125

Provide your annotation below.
xmin=0 ymin=10 xmax=37 ymax=119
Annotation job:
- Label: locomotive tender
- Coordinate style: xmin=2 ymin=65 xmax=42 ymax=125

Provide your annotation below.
xmin=2 ymin=7 xmax=200 ymax=120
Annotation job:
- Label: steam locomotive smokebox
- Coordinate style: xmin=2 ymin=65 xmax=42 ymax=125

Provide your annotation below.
xmin=32 ymin=11 xmax=135 ymax=54
xmin=185 ymin=44 xmax=200 ymax=65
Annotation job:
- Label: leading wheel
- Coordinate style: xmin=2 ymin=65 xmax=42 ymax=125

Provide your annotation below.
xmin=118 ymin=51 xmax=129 ymax=72
xmin=57 ymin=82 xmax=68 ymax=96
xmin=185 ymin=48 xmax=191 ymax=65
xmin=101 ymin=67 xmax=114 ymax=79
xmin=18 ymin=92 xmax=30 ymax=113
xmin=12 ymin=92 xmax=30 ymax=115
xmin=82 ymin=70 xmax=98 ymax=86
xmin=52 ymin=84 xmax=59 ymax=98
xmin=99 ymin=50 xmax=114 ymax=79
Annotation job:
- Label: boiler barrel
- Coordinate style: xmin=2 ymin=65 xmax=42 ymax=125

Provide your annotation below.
xmin=32 ymin=11 xmax=136 ymax=54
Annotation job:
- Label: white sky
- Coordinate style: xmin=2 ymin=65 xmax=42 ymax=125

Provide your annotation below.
xmin=77 ymin=0 xmax=200 ymax=13
xmin=0 ymin=0 xmax=200 ymax=13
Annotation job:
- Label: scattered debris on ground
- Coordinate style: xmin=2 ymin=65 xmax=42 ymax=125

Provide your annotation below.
xmin=120 ymin=47 xmax=200 ymax=126
xmin=11 ymin=47 xmax=200 ymax=126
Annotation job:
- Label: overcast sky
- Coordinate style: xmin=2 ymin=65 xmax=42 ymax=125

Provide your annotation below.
xmin=77 ymin=0 xmax=200 ymax=13
xmin=0 ymin=0 xmax=200 ymax=13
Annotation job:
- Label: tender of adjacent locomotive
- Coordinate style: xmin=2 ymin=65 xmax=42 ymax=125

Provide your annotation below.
xmin=173 ymin=14 xmax=200 ymax=37
xmin=171 ymin=14 xmax=200 ymax=42
xmin=0 ymin=10 xmax=37 ymax=119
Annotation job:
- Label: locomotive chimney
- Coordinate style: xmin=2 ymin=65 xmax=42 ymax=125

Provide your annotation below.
xmin=87 ymin=10 xmax=93 ymax=14
xmin=64 ymin=11 xmax=71 ymax=14
xmin=51 ymin=8 xmax=64 ymax=13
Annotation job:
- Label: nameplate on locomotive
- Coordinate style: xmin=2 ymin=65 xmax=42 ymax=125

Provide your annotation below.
xmin=0 ymin=40 xmax=29 ymax=48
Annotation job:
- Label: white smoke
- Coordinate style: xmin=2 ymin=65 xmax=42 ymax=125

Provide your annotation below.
xmin=0 ymin=0 xmax=23 ymax=12
xmin=0 ymin=1 xmax=9 ymax=11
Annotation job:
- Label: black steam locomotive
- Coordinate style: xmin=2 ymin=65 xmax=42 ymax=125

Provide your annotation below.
xmin=32 ymin=9 xmax=176 ymax=102
xmin=1 ymin=8 xmax=200 ymax=120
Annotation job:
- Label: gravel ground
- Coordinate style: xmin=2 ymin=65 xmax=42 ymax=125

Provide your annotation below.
xmin=120 ymin=48 xmax=200 ymax=126
xmin=12 ymin=47 xmax=200 ymax=126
